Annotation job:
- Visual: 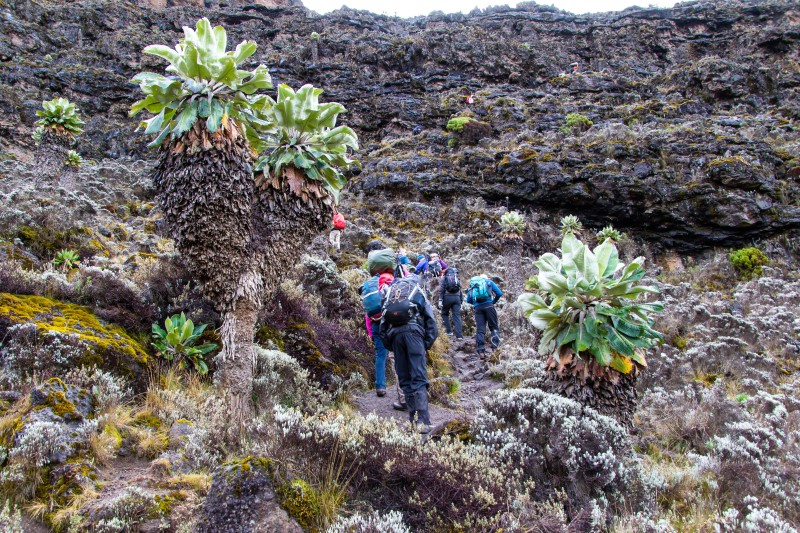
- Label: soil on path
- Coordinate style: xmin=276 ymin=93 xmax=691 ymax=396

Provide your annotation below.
xmin=353 ymin=336 xmax=503 ymax=428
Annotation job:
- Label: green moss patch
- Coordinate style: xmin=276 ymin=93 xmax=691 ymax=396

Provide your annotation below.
xmin=0 ymin=293 xmax=148 ymax=364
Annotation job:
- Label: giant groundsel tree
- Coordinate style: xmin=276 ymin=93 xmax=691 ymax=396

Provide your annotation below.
xmin=518 ymin=229 xmax=664 ymax=426
xmin=34 ymin=97 xmax=85 ymax=179
xmin=131 ymin=18 xmax=358 ymax=431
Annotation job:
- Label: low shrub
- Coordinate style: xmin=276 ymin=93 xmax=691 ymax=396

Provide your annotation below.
xmin=565 ymin=112 xmax=593 ymax=133
xmin=275 ymin=407 xmax=520 ymax=531
xmin=326 ymin=510 xmax=410 ymax=533
xmin=472 ymin=388 xmax=641 ymax=515
xmin=729 ymin=247 xmax=769 ymax=279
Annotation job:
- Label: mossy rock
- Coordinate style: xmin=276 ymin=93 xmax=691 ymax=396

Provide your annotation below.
xmin=0 ymin=240 xmax=41 ymax=269
xmin=256 ymin=324 xmax=285 ymax=351
xmin=37 ymin=459 xmax=100 ymax=527
xmin=0 ymin=293 xmax=150 ymax=389
xmin=30 ymin=377 xmax=88 ymax=421
xmin=197 ymin=456 xmax=302 ymax=533
xmin=282 ymin=320 xmax=340 ymax=388
xmin=15 ymin=225 xmax=92 ymax=261
xmin=276 ymin=478 xmax=321 ymax=533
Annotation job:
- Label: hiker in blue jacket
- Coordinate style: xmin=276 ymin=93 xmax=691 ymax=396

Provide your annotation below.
xmin=414 ymin=254 xmax=429 ymax=276
xmin=466 ymin=274 xmax=503 ymax=360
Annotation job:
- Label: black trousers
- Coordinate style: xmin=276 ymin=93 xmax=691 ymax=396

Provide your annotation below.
xmin=391 ymin=330 xmax=431 ymax=424
xmin=441 ymin=294 xmax=463 ymax=338
xmin=474 ymin=305 xmax=500 ymax=353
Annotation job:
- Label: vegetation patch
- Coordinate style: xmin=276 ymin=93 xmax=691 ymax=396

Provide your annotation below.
xmin=0 ymin=293 xmax=148 ymax=363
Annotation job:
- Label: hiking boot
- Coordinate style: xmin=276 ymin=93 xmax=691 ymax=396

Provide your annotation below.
xmin=392 ymin=400 xmax=408 ymax=411
xmin=376 ymin=388 xmax=386 ymax=397
xmin=417 ymin=423 xmax=433 ymax=434
xmin=477 ymin=351 xmax=486 ymax=361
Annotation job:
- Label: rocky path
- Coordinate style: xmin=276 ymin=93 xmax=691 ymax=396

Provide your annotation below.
xmin=353 ymin=336 xmax=503 ymax=428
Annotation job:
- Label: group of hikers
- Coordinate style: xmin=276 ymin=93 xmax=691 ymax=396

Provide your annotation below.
xmin=358 ymin=246 xmax=503 ymax=433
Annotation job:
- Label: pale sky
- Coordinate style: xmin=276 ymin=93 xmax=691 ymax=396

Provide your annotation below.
xmin=303 ymin=0 xmax=680 ymax=18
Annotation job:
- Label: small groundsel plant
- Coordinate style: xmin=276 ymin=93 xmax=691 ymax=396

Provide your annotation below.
xmin=518 ymin=232 xmax=664 ymax=374
xmin=53 ymin=249 xmax=80 ymax=271
xmin=151 ymin=312 xmax=217 ymax=374
xmin=500 ymin=211 xmax=526 ymax=236
xmin=31 ymin=126 xmax=44 ymax=145
xmin=254 ymin=84 xmax=359 ymax=204
xmin=64 ymin=150 xmax=83 ymax=167
xmin=130 ymin=18 xmax=274 ymax=150
xmin=559 ymin=214 xmax=583 ymax=236
xmin=597 ymin=225 xmax=624 ymax=243
xmin=35 ymin=97 xmax=85 ymax=137
xmin=729 ymin=247 xmax=769 ymax=280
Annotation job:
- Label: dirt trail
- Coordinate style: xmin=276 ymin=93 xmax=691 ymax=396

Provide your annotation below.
xmin=353 ymin=336 xmax=502 ymax=428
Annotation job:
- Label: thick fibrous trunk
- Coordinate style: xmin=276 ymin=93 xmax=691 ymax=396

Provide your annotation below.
xmin=153 ymin=121 xmax=256 ymax=437
xmin=36 ymin=130 xmax=70 ymax=181
xmin=219 ymin=267 xmax=262 ymax=431
xmin=251 ymin=169 xmax=331 ymax=301
xmin=540 ymin=356 xmax=639 ymax=429
xmin=152 ymin=120 xmax=253 ymax=311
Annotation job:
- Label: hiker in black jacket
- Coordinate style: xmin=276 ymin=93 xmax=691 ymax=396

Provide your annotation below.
xmin=380 ymin=274 xmax=439 ymax=433
xmin=438 ymin=265 xmax=464 ymax=340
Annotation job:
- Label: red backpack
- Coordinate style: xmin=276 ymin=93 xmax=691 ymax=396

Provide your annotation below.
xmin=333 ymin=212 xmax=346 ymax=230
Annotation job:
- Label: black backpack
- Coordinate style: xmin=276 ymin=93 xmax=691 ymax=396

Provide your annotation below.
xmin=443 ymin=267 xmax=460 ymax=293
xmin=429 ymin=260 xmax=443 ymax=277
xmin=382 ymin=276 xmax=422 ymax=326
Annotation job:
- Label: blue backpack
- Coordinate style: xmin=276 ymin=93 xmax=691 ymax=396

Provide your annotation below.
xmin=469 ymin=276 xmax=491 ymax=303
xmin=360 ymin=275 xmax=383 ymax=318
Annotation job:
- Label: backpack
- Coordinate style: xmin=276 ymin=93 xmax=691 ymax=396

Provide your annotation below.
xmin=469 ymin=276 xmax=491 ymax=303
xmin=333 ymin=213 xmax=346 ymax=230
xmin=382 ymin=276 xmax=422 ymax=326
xmin=429 ymin=260 xmax=443 ymax=277
xmin=394 ymin=254 xmax=407 ymax=279
xmin=359 ymin=275 xmax=383 ymax=318
xmin=443 ymin=267 xmax=460 ymax=294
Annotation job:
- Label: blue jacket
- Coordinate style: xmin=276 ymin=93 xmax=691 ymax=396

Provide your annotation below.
xmin=414 ymin=258 xmax=429 ymax=276
xmin=466 ymin=279 xmax=503 ymax=309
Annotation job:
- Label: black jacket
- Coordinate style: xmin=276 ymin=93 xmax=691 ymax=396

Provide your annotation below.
xmin=381 ymin=289 xmax=438 ymax=350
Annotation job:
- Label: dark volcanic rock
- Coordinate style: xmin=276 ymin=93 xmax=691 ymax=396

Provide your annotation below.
xmin=196 ymin=457 xmax=301 ymax=533
xmin=0 ymin=0 xmax=798 ymax=251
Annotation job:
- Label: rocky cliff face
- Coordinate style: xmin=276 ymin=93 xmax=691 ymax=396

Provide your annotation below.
xmin=1 ymin=0 xmax=799 ymax=251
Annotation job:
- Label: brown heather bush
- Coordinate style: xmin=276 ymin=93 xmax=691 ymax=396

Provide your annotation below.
xmin=275 ymin=407 xmax=520 ymax=531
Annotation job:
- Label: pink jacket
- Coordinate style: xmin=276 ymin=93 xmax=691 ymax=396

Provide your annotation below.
xmin=365 ymin=273 xmax=395 ymax=337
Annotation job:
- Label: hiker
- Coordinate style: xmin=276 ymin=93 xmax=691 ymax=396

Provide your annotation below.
xmin=329 ymin=210 xmax=346 ymax=252
xmin=466 ymin=274 xmax=503 ymax=360
xmin=414 ymin=253 xmax=429 ymax=276
xmin=439 ymin=265 xmax=463 ymax=339
xmin=380 ymin=271 xmax=438 ymax=433
xmin=359 ymin=248 xmax=397 ymax=397
xmin=570 ymin=61 xmax=579 ymax=74
xmin=397 ymin=248 xmax=412 ymax=267
xmin=395 ymin=248 xmax=412 ymax=278
xmin=428 ymin=252 xmax=447 ymax=277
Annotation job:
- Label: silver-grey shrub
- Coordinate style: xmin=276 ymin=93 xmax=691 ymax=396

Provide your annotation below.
xmin=326 ymin=510 xmax=410 ymax=533
xmin=472 ymin=388 xmax=640 ymax=512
